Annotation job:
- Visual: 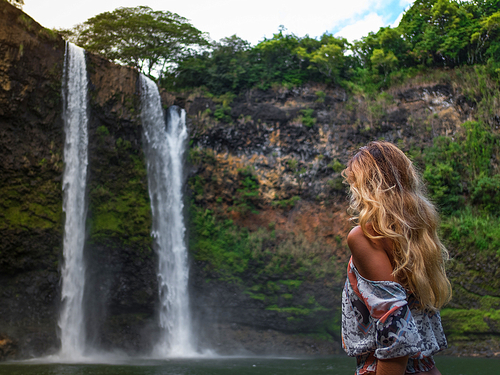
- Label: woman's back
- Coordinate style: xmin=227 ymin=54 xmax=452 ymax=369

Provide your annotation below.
xmin=341 ymin=141 xmax=451 ymax=375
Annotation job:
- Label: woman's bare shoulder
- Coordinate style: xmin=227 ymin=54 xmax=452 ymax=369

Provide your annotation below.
xmin=346 ymin=225 xmax=378 ymax=256
xmin=347 ymin=225 xmax=394 ymax=282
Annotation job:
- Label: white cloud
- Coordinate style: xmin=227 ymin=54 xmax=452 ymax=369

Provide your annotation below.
xmin=137 ymin=0 xmax=388 ymax=45
xmin=334 ymin=13 xmax=386 ymax=42
xmin=391 ymin=11 xmax=405 ymax=28
xmin=24 ymin=0 xmax=402 ymax=45
xmin=392 ymin=0 xmax=414 ymax=27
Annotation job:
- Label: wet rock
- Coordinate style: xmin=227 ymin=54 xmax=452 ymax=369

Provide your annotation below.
xmin=231 ymin=102 xmax=288 ymax=123
xmin=0 ymin=335 xmax=17 ymax=361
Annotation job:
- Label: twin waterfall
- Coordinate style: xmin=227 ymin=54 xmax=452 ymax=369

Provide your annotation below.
xmin=140 ymin=75 xmax=195 ymax=356
xmin=59 ymin=43 xmax=195 ymax=360
xmin=59 ymin=43 xmax=89 ymax=360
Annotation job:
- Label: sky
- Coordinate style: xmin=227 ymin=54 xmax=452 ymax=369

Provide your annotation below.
xmin=23 ymin=0 xmax=415 ymax=45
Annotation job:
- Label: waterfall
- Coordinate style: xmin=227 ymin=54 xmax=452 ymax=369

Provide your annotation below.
xmin=140 ymin=75 xmax=195 ymax=356
xmin=58 ymin=42 xmax=89 ymax=360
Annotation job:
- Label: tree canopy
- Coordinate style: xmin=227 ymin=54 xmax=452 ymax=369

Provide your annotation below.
xmin=168 ymin=0 xmax=500 ymax=94
xmin=60 ymin=1 xmax=500 ymax=92
xmin=62 ymin=6 xmax=208 ymax=78
xmin=171 ymin=29 xmax=352 ymax=94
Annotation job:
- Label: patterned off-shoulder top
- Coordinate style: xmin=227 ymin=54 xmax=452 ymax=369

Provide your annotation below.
xmin=341 ymin=257 xmax=447 ymax=374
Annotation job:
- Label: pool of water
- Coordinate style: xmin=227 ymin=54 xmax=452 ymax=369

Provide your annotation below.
xmin=0 ymin=356 xmax=497 ymax=375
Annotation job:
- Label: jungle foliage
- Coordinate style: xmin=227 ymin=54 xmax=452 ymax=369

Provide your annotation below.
xmin=58 ymin=6 xmax=208 ymax=79
xmin=60 ymin=1 xmax=500 ymax=94
xmin=165 ymin=0 xmax=500 ymax=94
xmin=167 ymin=30 xmax=352 ymax=94
xmin=421 ymin=119 xmax=500 ymax=257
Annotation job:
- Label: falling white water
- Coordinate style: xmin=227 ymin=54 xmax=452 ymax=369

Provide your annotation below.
xmin=58 ymin=42 xmax=89 ymax=360
xmin=140 ymin=75 xmax=195 ymax=356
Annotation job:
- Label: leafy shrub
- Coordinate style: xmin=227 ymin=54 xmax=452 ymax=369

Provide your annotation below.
xmin=213 ymin=104 xmax=232 ymax=123
xmin=271 ymin=196 xmax=301 ymax=209
xmin=423 ymin=159 xmax=464 ymax=213
xmin=232 ymin=166 xmax=260 ymax=214
xmin=471 ymin=174 xmax=500 ymax=213
xmin=189 ymin=204 xmax=342 ymax=280
xmin=328 ymin=159 xmax=345 ymax=173
xmin=300 ymin=108 xmax=316 ymax=128
xmin=96 ymin=125 xmax=110 ymax=137
xmin=315 ymin=90 xmax=326 ymax=103
xmin=441 ymin=208 xmax=500 ymax=256
xmin=423 ymin=121 xmax=499 ymax=214
xmin=189 ymin=207 xmax=253 ymax=279
xmin=327 ymin=177 xmax=345 ymax=193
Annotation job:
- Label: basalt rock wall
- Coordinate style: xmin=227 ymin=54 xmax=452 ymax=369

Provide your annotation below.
xmin=180 ymin=79 xmax=493 ymax=356
xmin=0 ymin=2 xmax=65 ymax=359
xmin=0 ymin=3 xmax=156 ymax=358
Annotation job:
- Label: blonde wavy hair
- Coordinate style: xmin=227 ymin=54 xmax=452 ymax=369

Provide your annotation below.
xmin=343 ymin=141 xmax=451 ymax=310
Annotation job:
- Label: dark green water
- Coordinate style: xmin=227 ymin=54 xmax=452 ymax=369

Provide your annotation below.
xmin=0 ymin=356 xmax=497 ymax=375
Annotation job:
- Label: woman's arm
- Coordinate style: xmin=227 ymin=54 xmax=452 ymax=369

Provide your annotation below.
xmin=376 ymin=356 xmax=410 ymax=375
xmin=347 ymin=225 xmax=408 ymax=375
xmin=347 ymin=225 xmax=394 ymax=282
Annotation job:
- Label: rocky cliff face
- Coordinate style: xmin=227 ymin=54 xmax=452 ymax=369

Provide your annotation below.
xmin=1 ymin=1 xmax=499 ymax=360
xmin=180 ymin=80 xmax=494 ymax=356
xmin=182 ymin=81 xmax=500 ymax=356
xmin=0 ymin=2 xmax=65 ymax=358
xmin=0 ymin=3 xmax=156 ymax=358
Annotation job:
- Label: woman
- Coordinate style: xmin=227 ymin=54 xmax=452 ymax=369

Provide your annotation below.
xmin=341 ymin=141 xmax=452 ymax=375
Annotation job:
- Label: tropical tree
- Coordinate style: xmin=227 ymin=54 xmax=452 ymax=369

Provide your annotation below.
xmin=62 ymin=6 xmax=208 ymax=79
xmin=471 ymin=11 xmax=500 ymax=62
xmin=352 ymin=32 xmax=380 ymax=70
xmin=371 ymin=49 xmax=398 ymax=77
xmin=297 ymin=34 xmax=349 ymax=83
xmin=253 ymin=26 xmax=306 ymax=86
xmin=352 ymin=27 xmax=409 ymax=71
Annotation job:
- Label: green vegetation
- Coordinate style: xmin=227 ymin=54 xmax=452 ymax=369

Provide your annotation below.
xmin=441 ymin=308 xmax=500 ymax=341
xmin=38 ymin=28 xmax=58 ymax=42
xmin=213 ymin=104 xmax=232 ymax=123
xmin=243 ymin=280 xmax=334 ymax=334
xmin=59 ymin=6 xmax=208 ymax=79
xmin=96 ymin=125 xmax=110 ymax=137
xmin=0 ymin=149 xmax=63 ymax=275
xmin=0 ymin=178 xmax=62 ymax=230
xmin=158 ymin=0 xmax=500 ymax=95
xmin=189 ymin=207 xmax=253 ymax=279
xmin=421 ymin=119 xmax=500 ymax=214
xmin=166 ymin=30 xmax=350 ymax=93
xmin=87 ymin=144 xmax=152 ymax=250
xmin=407 ymin=65 xmax=500 ymax=266
xmin=299 ymin=109 xmax=316 ymax=128
xmin=231 ymin=167 xmax=260 ymax=214
xmin=315 ymin=90 xmax=326 ymax=103
xmin=57 ymin=1 xmax=500 ymax=98
xmin=271 ymin=196 xmax=301 ymax=209
xmin=16 ymin=13 xmax=33 ymax=31
xmin=189 ymin=204 xmax=341 ymax=282
xmin=328 ymin=159 xmax=345 ymax=173
xmin=441 ymin=209 xmax=500 ymax=257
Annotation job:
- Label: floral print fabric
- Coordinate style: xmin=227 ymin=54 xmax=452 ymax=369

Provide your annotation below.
xmin=341 ymin=257 xmax=447 ymax=374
